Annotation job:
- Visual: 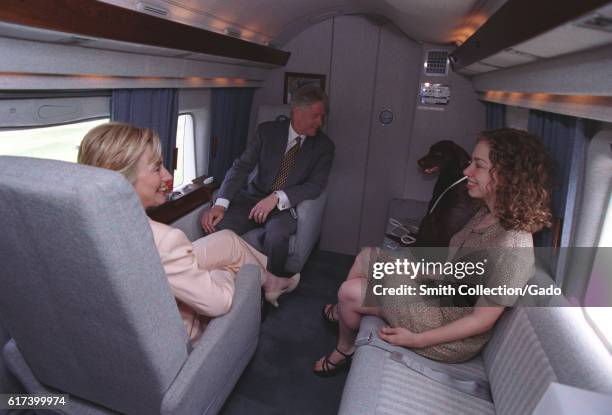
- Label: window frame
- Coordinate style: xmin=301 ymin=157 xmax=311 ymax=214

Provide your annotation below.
xmin=0 ymin=115 xmax=111 ymax=132
xmin=570 ymin=127 xmax=612 ymax=352
xmin=0 ymin=116 xmax=111 ymax=163
xmin=582 ymin=189 xmax=612 ymax=352
xmin=173 ymin=112 xmax=196 ymax=190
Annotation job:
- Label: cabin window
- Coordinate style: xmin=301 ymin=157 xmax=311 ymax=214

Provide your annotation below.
xmin=584 ymin=194 xmax=612 ymax=349
xmin=0 ymin=112 xmax=196 ymax=191
xmin=0 ymin=118 xmax=110 ymax=162
xmin=173 ymin=113 xmax=196 ymax=189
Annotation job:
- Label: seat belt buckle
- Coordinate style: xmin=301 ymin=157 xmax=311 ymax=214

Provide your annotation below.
xmin=390 ymin=352 xmax=404 ymax=364
xmin=355 ymin=331 xmax=373 ymax=347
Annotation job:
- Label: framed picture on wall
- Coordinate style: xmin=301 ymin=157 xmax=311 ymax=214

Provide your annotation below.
xmin=283 ymin=72 xmax=326 ymax=104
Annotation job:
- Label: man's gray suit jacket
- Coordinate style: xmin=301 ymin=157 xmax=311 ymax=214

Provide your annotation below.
xmin=218 ymin=119 xmax=335 ymax=206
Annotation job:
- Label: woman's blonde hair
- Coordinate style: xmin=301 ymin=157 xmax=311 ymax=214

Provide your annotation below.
xmin=78 ymin=122 xmax=162 ymax=183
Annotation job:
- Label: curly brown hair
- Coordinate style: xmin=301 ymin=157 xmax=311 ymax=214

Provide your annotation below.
xmin=477 ymin=128 xmax=552 ymax=233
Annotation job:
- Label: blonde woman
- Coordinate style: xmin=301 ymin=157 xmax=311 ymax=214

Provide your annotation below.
xmin=78 ymin=122 xmax=299 ymax=343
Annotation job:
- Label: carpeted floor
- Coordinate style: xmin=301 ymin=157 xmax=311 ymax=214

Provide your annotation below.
xmin=220 ymin=249 xmax=356 ymax=415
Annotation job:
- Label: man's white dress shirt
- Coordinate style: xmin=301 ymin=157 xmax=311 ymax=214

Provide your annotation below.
xmin=215 ymin=123 xmax=305 ymax=211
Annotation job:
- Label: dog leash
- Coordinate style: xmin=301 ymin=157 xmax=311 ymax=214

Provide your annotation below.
xmin=429 ymin=176 xmax=468 ymax=214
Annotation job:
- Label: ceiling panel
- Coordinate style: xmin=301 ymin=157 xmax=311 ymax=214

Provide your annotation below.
xmin=100 ymin=0 xmax=498 ymax=45
xmin=6 ymin=0 xmax=610 ymax=76
xmin=512 ymin=5 xmax=612 ymax=58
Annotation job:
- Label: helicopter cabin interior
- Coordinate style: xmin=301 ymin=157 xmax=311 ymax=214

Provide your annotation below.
xmin=0 ymin=0 xmax=611 ymax=414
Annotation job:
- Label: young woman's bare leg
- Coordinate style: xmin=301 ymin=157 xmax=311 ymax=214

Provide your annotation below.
xmin=314 ymin=277 xmax=381 ymax=373
xmin=323 ymin=247 xmax=376 ymax=322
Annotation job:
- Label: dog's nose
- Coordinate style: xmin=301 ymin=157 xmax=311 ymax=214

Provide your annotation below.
xmin=417 ymin=158 xmax=425 ymax=167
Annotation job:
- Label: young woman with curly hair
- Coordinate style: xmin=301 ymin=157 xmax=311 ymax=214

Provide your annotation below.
xmin=313 ymin=128 xmax=552 ymax=376
xmin=479 ymin=128 xmax=552 ymax=233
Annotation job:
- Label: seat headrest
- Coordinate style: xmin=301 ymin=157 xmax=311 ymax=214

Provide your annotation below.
xmin=0 ymin=156 xmax=189 ymax=414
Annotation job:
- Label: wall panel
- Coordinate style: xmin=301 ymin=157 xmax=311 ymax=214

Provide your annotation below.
xmin=248 ymin=19 xmax=333 ymax=135
xmin=403 ymin=45 xmax=485 ymax=202
xmin=358 ymin=25 xmax=422 ymax=247
xmin=250 ymin=20 xmax=484 ymax=255
xmin=319 ymin=16 xmax=379 ymax=254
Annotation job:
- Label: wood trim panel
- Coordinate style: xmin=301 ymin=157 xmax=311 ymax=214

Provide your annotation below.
xmin=450 ymin=0 xmax=611 ymax=71
xmin=147 ymin=182 xmax=216 ymax=225
xmin=0 ymin=0 xmax=290 ymax=66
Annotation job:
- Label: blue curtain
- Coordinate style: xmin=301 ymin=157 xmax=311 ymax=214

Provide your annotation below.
xmin=485 ymin=102 xmax=505 ymax=129
xmin=208 ymin=88 xmax=255 ymax=181
xmin=528 ymin=110 xmax=587 ymax=278
xmin=111 ymin=89 xmax=179 ymax=170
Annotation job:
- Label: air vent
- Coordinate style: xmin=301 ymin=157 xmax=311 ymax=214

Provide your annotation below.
xmin=424 ymin=50 xmax=449 ymax=76
xmin=575 ymin=14 xmax=612 ymax=33
xmin=136 ymin=2 xmax=169 ymax=17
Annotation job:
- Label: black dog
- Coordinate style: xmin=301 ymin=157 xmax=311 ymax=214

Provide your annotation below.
xmin=414 ymin=140 xmax=480 ymax=247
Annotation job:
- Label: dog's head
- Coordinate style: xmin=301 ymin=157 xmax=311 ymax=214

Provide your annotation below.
xmin=417 ymin=140 xmax=471 ymax=174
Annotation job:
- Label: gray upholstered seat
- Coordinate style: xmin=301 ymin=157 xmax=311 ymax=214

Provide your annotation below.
xmin=339 ymin=198 xmax=612 ymax=414
xmin=217 ymin=104 xmax=328 ymax=274
xmin=241 ymin=190 xmax=327 ymax=274
xmin=339 ymin=308 xmax=612 ymax=415
xmin=210 ymin=185 xmax=327 ymax=275
xmin=0 ymin=156 xmax=261 ymax=415
xmin=339 ymin=316 xmax=495 ymax=415
xmin=0 ymin=321 xmax=23 ymax=394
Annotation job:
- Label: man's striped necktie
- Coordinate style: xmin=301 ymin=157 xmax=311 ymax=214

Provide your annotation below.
xmin=271 ymin=136 xmax=302 ymax=191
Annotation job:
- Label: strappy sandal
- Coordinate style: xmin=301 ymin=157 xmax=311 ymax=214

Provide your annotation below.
xmin=321 ymin=304 xmax=339 ymax=326
xmin=313 ymin=347 xmax=354 ymax=377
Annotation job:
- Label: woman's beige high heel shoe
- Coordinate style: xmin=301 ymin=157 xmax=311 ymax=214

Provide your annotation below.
xmin=264 ymin=273 xmax=300 ymax=308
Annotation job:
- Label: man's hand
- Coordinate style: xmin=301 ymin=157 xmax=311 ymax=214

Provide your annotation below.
xmin=249 ymin=194 xmax=279 ymax=224
xmin=201 ymin=205 xmax=225 ymax=233
xmin=378 ymin=326 xmax=424 ymax=348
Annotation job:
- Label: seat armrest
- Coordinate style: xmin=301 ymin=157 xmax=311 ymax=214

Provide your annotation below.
xmin=3 ymin=340 xmax=46 ymax=395
xmin=209 ymin=165 xmax=258 ymax=204
xmin=0 ymin=323 xmax=24 ymax=394
xmin=161 ymin=264 xmax=261 ymax=415
xmin=291 ymin=190 xmax=328 ymax=268
xmin=4 ymin=267 xmax=261 ymax=415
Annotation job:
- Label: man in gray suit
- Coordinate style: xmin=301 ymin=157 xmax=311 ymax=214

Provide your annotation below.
xmin=201 ymin=86 xmax=335 ymax=276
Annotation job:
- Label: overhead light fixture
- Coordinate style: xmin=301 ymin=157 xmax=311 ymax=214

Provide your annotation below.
xmin=136 ymin=2 xmax=169 ymax=17
xmin=224 ymin=27 xmax=242 ymax=38
xmin=58 ymin=36 xmax=94 ymax=46
xmin=575 ymin=13 xmax=612 ymax=33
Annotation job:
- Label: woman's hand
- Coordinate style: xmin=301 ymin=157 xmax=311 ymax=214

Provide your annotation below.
xmin=378 ymin=305 xmax=505 ymax=350
xmin=378 ymin=326 xmax=423 ymax=348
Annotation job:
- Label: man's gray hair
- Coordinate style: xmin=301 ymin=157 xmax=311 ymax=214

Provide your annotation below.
xmin=290 ymin=85 xmax=328 ymax=111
